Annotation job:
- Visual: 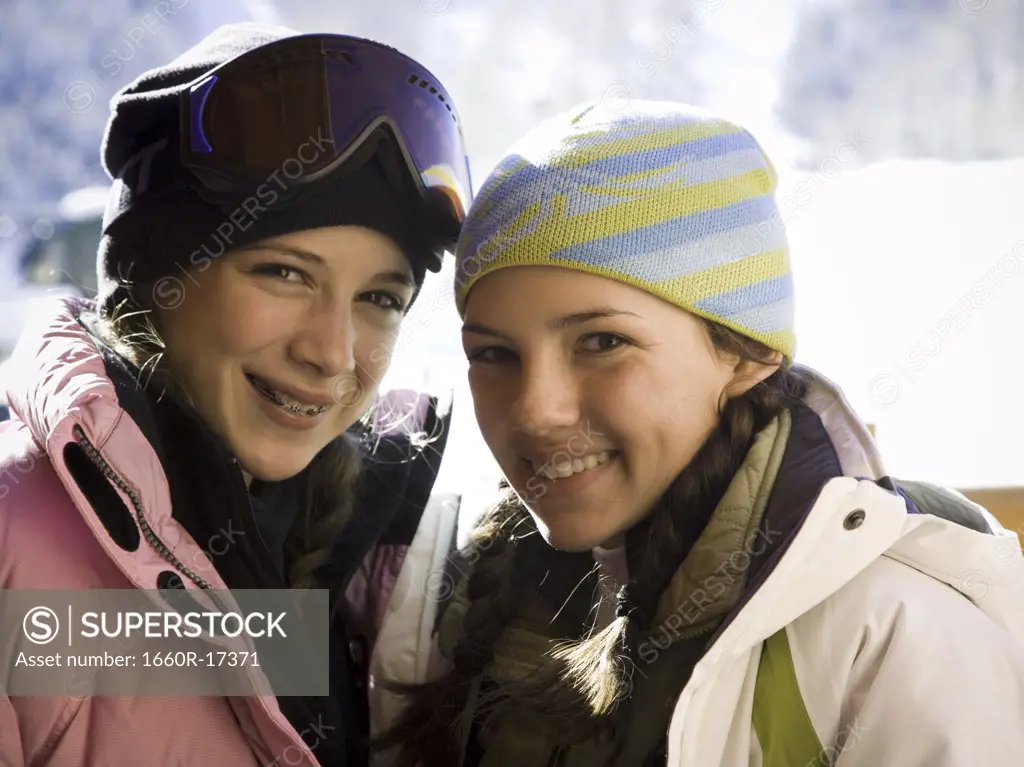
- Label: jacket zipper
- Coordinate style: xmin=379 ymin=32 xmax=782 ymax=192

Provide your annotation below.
xmin=75 ymin=427 xmax=324 ymax=765
xmin=72 ymin=424 xmax=212 ymax=590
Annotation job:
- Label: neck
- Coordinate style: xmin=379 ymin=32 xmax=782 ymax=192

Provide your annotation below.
xmin=599 ymin=533 xmax=626 ymax=549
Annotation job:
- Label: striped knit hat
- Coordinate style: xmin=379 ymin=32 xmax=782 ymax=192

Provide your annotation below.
xmin=453 ymin=100 xmax=796 ymax=360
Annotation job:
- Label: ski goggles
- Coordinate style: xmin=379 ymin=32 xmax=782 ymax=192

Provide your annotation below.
xmin=173 ymin=32 xmax=473 ymax=247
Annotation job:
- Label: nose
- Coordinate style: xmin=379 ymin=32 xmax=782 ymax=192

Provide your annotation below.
xmin=290 ymin=298 xmax=356 ymax=379
xmin=508 ymin=353 xmax=581 ymax=438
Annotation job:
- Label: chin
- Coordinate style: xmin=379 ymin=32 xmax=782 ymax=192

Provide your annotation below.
xmin=236 ymin=450 xmax=313 ymax=484
xmin=534 ymin=518 xmax=611 ymax=554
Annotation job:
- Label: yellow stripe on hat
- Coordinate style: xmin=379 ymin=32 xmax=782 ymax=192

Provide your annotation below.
xmin=653 ymin=248 xmax=790 ymax=304
xmin=551 ymin=120 xmax=746 ymax=169
xmin=598 ymin=159 xmax=689 ymax=190
xmin=480 ymin=168 xmax=776 ymax=265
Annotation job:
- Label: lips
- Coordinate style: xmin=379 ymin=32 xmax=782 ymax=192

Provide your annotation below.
xmin=246 ymin=373 xmax=332 ymax=417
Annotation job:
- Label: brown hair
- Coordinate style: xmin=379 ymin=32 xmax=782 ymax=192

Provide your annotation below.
xmin=375 ymin=320 xmax=810 ymax=765
xmin=84 ymin=286 xmax=362 ymax=590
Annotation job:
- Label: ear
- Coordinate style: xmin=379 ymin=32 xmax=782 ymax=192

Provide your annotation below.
xmin=723 ymin=352 xmax=783 ymax=400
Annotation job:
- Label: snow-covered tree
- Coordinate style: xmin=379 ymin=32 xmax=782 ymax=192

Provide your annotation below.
xmin=777 ymin=0 xmax=1024 ymax=168
xmin=269 ymin=0 xmax=717 ymax=177
xmin=0 ymin=0 xmax=261 ymax=228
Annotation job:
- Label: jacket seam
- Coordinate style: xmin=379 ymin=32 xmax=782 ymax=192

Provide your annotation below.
xmin=31 ymin=696 xmax=84 ymax=767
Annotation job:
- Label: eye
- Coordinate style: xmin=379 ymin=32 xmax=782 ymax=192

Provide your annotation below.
xmin=252 ymin=263 xmax=309 ymax=284
xmin=466 ymin=346 xmax=518 ymax=364
xmin=579 ymin=332 xmax=629 ymax=353
xmin=360 ymin=290 xmax=406 ymax=313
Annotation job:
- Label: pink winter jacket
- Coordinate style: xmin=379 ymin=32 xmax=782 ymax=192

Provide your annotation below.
xmin=0 ymin=298 xmax=462 ymax=766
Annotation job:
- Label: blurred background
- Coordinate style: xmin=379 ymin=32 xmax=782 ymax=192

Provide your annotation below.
xmin=1 ymin=0 xmax=1021 ymax=528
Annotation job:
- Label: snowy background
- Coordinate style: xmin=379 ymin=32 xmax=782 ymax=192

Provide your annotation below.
xmin=1 ymin=0 xmax=1021 ymax=497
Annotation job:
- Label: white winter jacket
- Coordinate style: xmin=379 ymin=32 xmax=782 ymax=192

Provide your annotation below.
xmin=664 ymin=370 xmax=1024 ymax=766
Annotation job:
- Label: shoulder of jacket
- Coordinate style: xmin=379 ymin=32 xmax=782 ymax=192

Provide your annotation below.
xmin=892 ymin=477 xmax=1001 ymax=534
xmin=0 ymin=418 xmax=57 ymax=508
xmin=788 ymin=552 xmax=1008 ymax=663
xmin=754 ymin=553 xmax=1024 ymax=767
xmin=0 ymin=420 xmax=93 ymax=586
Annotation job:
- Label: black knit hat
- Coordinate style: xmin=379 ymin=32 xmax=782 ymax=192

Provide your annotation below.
xmin=96 ymin=22 xmax=439 ymax=309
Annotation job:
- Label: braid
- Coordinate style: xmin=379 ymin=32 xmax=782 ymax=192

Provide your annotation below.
xmin=374 ymin=491 xmax=540 ymax=766
xmin=285 ymin=435 xmax=362 ymax=590
xmin=451 ymin=505 xmax=533 ymax=677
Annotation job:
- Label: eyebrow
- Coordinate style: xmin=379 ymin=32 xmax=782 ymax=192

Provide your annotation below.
xmin=373 ymin=270 xmax=417 ymax=288
xmin=249 ymin=243 xmax=416 ymax=287
xmin=462 ymin=307 xmax=641 ymax=338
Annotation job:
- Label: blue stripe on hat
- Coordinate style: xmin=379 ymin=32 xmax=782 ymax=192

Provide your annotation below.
xmin=564 ymin=147 xmax=774 ymax=219
xmin=598 ymin=216 xmax=789 ymax=283
xmin=550 ymin=195 xmax=781 ymax=268
xmin=559 ymin=130 xmax=757 ymax=180
xmin=480 ymin=125 xmax=752 ymax=213
xmin=674 ymin=147 xmax=773 ymax=187
xmin=714 ymin=294 xmax=795 ymax=333
xmin=582 ymin=147 xmax=769 ymax=197
xmin=693 ymin=273 xmax=794 ymax=317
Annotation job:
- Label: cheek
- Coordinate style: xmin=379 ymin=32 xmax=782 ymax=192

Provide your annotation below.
xmin=655 ymin=395 xmax=723 ymax=489
xmin=660 ymin=382 xmax=722 ymax=442
xmin=226 ymin=297 xmax=296 ymax=350
xmin=357 ymin=332 xmax=394 ymax=381
xmin=593 ymin=362 xmax=719 ymax=476
xmin=351 ymin=326 xmax=400 ymax=406
xmin=585 ymin=363 xmax=662 ymax=437
xmin=467 ymin=368 xmax=514 ymax=445
xmin=172 ymin=276 xmax=287 ymax=360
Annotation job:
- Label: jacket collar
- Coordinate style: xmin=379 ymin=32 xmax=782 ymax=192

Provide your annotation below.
xmin=650 ymin=409 xmax=791 ymax=630
xmin=696 ymin=364 xmax=897 ymax=650
xmin=3 ymin=296 xmax=224 ymax=589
